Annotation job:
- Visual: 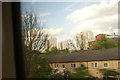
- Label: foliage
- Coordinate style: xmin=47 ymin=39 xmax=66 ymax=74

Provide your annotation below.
xmin=92 ymin=36 xmax=118 ymax=50
xmin=29 ymin=54 xmax=52 ymax=78
xmin=45 ymin=47 xmax=69 ymax=55
xmin=70 ymin=64 xmax=93 ymax=78
xmin=50 ymin=69 xmax=71 ymax=79
xmin=99 ymin=69 xmax=119 ymax=77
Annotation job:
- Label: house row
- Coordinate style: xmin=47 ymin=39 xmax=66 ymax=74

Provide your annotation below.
xmin=46 ymin=48 xmax=120 ymax=78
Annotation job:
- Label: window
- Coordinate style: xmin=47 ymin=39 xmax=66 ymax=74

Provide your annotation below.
xmin=54 ymin=64 xmax=58 ymax=68
xmin=71 ymin=64 xmax=76 ymax=68
xmin=62 ymin=64 xmax=65 ymax=68
xmin=80 ymin=64 xmax=85 ymax=68
xmin=104 ymin=63 xmax=108 ymax=68
xmin=91 ymin=63 xmax=98 ymax=68
xmin=118 ymin=62 xmax=120 ymax=68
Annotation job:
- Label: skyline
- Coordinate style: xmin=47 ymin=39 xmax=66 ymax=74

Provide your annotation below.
xmin=21 ymin=0 xmax=118 ymax=42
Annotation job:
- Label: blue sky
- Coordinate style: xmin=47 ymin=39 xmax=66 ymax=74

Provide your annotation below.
xmin=21 ymin=1 xmax=118 ymax=42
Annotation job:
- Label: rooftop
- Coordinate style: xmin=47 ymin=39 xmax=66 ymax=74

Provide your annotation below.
xmin=46 ymin=48 xmax=120 ymax=63
xmin=106 ymin=35 xmax=120 ymax=39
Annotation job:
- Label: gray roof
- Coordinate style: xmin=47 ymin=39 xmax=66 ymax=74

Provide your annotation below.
xmin=46 ymin=48 xmax=120 ymax=63
xmin=88 ymin=40 xmax=96 ymax=42
xmin=106 ymin=35 xmax=120 ymax=39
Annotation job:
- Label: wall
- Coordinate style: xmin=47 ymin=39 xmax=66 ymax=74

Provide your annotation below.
xmin=49 ymin=60 xmax=120 ymax=78
xmin=2 ymin=2 xmax=16 ymax=78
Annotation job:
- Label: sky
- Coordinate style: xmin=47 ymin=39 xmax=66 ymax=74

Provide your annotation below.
xmin=21 ymin=0 xmax=119 ymax=42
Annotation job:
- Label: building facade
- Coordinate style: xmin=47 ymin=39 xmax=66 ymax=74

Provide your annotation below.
xmin=88 ymin=34 xmax=120 ymax=49
xmin=57 ymin=40 xmax=75 ymax=51
xmin=45 ymin=36 xmax=57 ymax=50
xmin=75 ymin=31 xmax=94 ymax=50
xmin=46 ymin=48 xmax=120 ymax=78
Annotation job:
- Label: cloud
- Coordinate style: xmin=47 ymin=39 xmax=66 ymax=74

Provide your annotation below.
xmin=43 ymin=28 xmax=64 ymax=36
xmin=70 ymin=14 xmax=117 ymax=36
xmin=66 ymin=0 xmax=118 ymax=36
xmin=66 ymin=1 xmax=117 ymax=23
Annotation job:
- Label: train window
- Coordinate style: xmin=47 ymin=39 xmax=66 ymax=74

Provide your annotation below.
xmin=3 ymin=0 xmax=118 ymax=79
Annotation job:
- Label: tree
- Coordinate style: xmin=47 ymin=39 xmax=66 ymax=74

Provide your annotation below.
xmin=21 ymin=12 xmax=49 ymax=76
xmin=92 ymin=36 xmax=118 ymax=50
xmin=70 ymin=64 xmax=93 ymax=78
xmin=50 ymin=68 xmax=71 ymax=79
xmin=45 ymin=47 xmax=69 ymax=55
xmin=99 ymin=69 xmax=119 ymax=78
xmin=29 ymin=53 xmax=52 ymax=78
xmin=22 ymin=12 xmax=48 ymax=52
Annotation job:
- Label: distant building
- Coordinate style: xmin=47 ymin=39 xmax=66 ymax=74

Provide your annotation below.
xmin=75 ymin=30 xmax=94 ymax=50
xmin=45 ymin=36 xmax=57 ymax=50
xmin=88 ymin=34 xmax=120 ymax=49
xmin=58 ymin=42 xmax=63 ymax=50
xmin=95 ymin=34 xmax=109 ymax=40
xmin=57 ymin=40 xmax=76 ymax=51
xmin=88 ymin=40 xmax=96 ymax=49
xmin=57 ymin=41 xmax=68 ymax=50
xmin=106 ymin=35 xmax=120 ymax=42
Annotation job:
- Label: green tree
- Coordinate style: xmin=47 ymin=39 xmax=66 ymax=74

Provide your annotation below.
xmin=29 ymin=53 xmax=52 ymax=78
xmin=45 ymin=47 xmax=60 ymax=55
xmin=70 ymin=64 xmax=93 ymax=78
xmin=45 ymin=47 xmax=69 ymax=55
xmin=92 ymin=36 xmax=118 ymax=50
xmin=50 ymin=69 xmax=71 ymax=79
xmin=99 ymin=69 xmax=119 ymax=78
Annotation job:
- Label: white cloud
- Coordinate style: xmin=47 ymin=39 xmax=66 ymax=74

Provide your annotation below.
xmin=43 ymin=28 xmax=64 ymax=36
xmin=66 ymin=2 xmax=117 ymax=23
xmin=70 ymin=14 xmax=118 ymax=36
xmin=66 ymin=0 xmax=118 ymax=37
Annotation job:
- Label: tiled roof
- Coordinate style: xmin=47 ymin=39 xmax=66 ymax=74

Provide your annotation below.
xmin=46 ymin=48 xmax=120 ymax=63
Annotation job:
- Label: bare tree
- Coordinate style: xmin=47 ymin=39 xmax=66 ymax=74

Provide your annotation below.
xmin=21 ymin=12 xmax=49 ymax=76
xmin=22 ymin=12 xmax=48 ymax=52
xmin=67 ymin=40 xmax=76 ymax=52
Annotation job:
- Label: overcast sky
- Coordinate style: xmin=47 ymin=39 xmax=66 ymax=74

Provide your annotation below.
xmin=21 ymin=0 xmax=118 ymax=42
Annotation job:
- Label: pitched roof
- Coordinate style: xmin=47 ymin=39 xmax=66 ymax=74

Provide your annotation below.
xmin=46 ymin=48 xmax=120 ymax=63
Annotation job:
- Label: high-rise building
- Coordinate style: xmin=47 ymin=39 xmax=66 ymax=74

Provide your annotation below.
xmin=58 ymin=42 xmax=63 ymax=50
xmin=57 ymin=40 xmax=76 ymax=51
xmin=57 ymin=41 xmax=69 ymax=50
xmin=45 ymin=36 xmax=57 ymax=50
xmin=75 ymin=30 xmax=94 ymax=50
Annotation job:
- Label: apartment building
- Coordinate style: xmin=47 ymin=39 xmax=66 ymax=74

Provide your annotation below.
xmin=45 ymin=36 xmax=57 ymax=50
xmin=75 ymin=31 xmax=94 ymax=50
xmin=57 ymin=40 xmax=75 ymax=51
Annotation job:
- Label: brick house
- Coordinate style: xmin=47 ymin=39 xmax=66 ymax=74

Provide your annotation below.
xmin=46 ymin=48 xmax=120 ymax=78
